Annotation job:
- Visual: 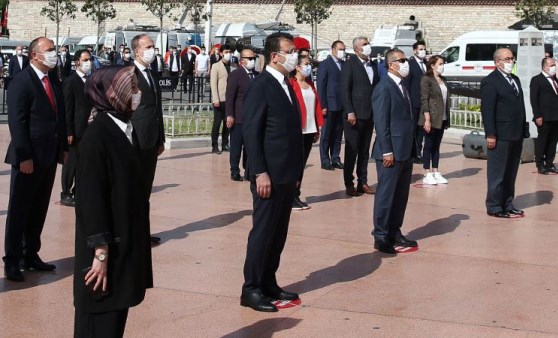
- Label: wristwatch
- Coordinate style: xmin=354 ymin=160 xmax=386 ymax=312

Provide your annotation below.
xmin=95 ymin=252 xmax=108 ymax=262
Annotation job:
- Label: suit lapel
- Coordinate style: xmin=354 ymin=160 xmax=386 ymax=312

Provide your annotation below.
xmin=27 ymin=66 xmax=56 ymax=114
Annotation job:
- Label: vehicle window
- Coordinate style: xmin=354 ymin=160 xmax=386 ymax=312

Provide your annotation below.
xmin=441 ymin=46 xmax=460 ymax=63
xmin=466 ymin=44 xmax=518 ymax=61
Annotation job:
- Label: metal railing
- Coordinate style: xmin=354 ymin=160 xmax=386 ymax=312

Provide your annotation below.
xmin=449 ymin=109 xmax=483 ymax=130
xmin=163 ymin=101 xmax=214 ymax=137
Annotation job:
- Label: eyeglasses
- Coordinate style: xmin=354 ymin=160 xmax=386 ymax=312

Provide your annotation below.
xmin=242 ymin=56 xmax=257 ymax=61
xmin=390 ymin=58 xmax=408 ymax=64
xmin=498 ymin=57 xmax=515 ymax=62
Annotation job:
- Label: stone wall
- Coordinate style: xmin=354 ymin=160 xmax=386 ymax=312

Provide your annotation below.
xmin=7 ymin=1 xmax=537 ymax=52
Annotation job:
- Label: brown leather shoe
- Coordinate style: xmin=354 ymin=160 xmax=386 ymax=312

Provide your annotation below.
xmin=357 ymin=184 xmax=375 ymax=194
xmin=346 ymin=186 xmax=363 ymax=197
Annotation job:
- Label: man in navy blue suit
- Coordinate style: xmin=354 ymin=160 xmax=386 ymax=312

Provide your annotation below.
xmin=317 ymin=40 xmax=345 ymax=171
xmin=3 ymin=37 xmax=68 ymax=281
xmin=406 ymin=41 xmax=428 ymax=164
xmin=8 ymin=45 xmax=29 ymax=78
xmin=371 ymin=48 xmax=418 ymax=254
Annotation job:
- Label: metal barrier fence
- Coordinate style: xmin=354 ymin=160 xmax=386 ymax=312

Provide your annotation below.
xmin=163 ymin=101 xmax=214 ymax=137
xmin=449 ymin=109 xmax=483 ymax=130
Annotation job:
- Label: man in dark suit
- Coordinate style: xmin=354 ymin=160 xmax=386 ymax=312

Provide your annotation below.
xmin=60 ymin=49 xmax=93 ymax=207
xmin=530 ymin=57 xmax=558 ymax=175
xmin=181 ymin=46 xmax=196 ymax=95
xmin=8 ymin=45 xmax=29 ymax=77
xmin=56 ymin=45 xmax=72 ymax=82
xmin=226 ymin=48 xmax=258 ymax=181
xmin=341 ymin=36 xmax=379 ymax=196
xmin=481 ymin=48 xmax=526 ymax=218
xmin=317 ymin=40 xmax=345 ymax=171
xmin=3 ymin=37 xmax=68 ymax=282
xmin=241 ymin=32 xmax=303 ymax=312
xmin=167 ymin=46 xmax=181 ymax=77
xmin=210 ymin=47 xmax=221 ymax=69
xmin=112 ymin=44 xmax=125 ymax=65
xmin=405 ymin=41 xmax=427 ymax=164
xmin=371 ymin=48 xmax=418 ymax=254
xmin=131 ymin=34 xmax=166 ymax=244
xmin=150 ymin=47 xmax=164 ymax=77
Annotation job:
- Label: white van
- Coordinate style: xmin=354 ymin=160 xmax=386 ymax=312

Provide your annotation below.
xmin=371 ymin=25 xmax=417 ymax=59
xmin=439 ymin=30 xmax=554 ymax=82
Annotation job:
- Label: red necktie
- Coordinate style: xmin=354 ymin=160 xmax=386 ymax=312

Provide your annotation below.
xmin=42 ymin=76 xmax=57 ymax=112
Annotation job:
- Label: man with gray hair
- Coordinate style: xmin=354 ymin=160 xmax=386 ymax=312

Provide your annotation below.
xmin=341 ymin=36 xmax=379 ymax=196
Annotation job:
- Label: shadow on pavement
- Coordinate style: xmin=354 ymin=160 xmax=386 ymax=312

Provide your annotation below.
xmin=0 ymin=256 xmax=74 ymax=293
xmin=306 ymin=190 xmax=352 ymax=204
xmin=222 ymin=318 xmax=302 ymax=338
xmin=152 ymin=183 xmax=180 ymax=194
xmin=158 ymin=151 xmax=213 ymax=161
xmin=407 ymin=214 xmax=469 ymax=241
xmin=514 ymin=190 xmax=554 ymax=209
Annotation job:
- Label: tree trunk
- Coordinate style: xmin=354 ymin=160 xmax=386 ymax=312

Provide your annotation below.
xmin=97 ymin=21 xmax=101 ymax=55
xmin=160 ymin=17 xmax=164 ymax=56
xmin=55 ymin=2 xmax=60 ymax=51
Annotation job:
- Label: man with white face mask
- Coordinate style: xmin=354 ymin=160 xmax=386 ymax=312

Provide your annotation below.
xmin=481 ymin=47 xmax=526 ymax=219
xmin=56 ymin=45 xmax=72 ymax=82
xmin=341 ymin=36 xmax=379 ymax=196
xmin=530 ymin=57 xmax=558 ymax=175
xmin=225 ymin=48 xmax=259 ymax=181
xmin=4 ymin=37 xmax=69 ymax=282
xmin=210 ymin=45 xmax=236 ymax=153
xmin=8 ymin=45 xmax=29 ymax=77
xmin=407 ymin=41 xmax=428 ymax=164
xmin=60 ymin=49 xmax=94 ymax=207
xmin=371 ymin=48 xmax=417 ymax=254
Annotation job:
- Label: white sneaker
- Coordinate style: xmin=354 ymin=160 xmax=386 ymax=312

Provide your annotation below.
xmin=422 ymin=173 xmax=437 ymax=185
xmin=434 ymin=172 xmax=448 ymax=184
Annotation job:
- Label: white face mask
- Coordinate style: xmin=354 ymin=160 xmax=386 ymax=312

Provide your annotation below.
xmin=336 ymin=50 xmax=345 ymax=60
xmin=416 ymin=50 xmax=426 ymax=59
xmin=61 ymin=51 xmax=67 ymax=57
xmin=124 ymin=53 xmax=131 ymax=59
xmin=361 ymin=44 xmax=372 ymax=57
xmin=502 ymin=62 xmax=514 ymax=74
xmin=141 ymin=48 xmax=155 ymax=64
xmin=80 ymin=61 xmax=92 ymax=75
xmin=301 ymin=64 xmax=312 ymax=78
xmin=223 ymin=53 xmax=231 ymax=61
xmin=245 ymin=59 xmax=255 ymax=70
xmin=279 ymin=52 xmax=298 ymax=73
xmin=131 ymin=92 xmax=142 ymax=111
xmin=548 ymin=65 xmax=556 ymax=76
xmin=398 ymin=61 xmax=410 ymax=78
xmin=16 ymin=50 xmax=22 ymax=56
xmin=436 ymin=65 xmax=444 ymax=75
xmin=41 ymin=50 xmax=58 ymax=69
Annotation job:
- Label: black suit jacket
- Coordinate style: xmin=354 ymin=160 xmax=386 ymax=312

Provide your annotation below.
xmin=372 ymin=76 xmax=414 ymax=161
xmin=341 ymin=54 xmax=379 ymax=120
xmin=481 ymin=70 xmax=526 ymax=141
xmin=5 ymin=66 xmax=68 ymax=167
xmin=130 ymin=66 xmax=165 ymax=149
xmin=317 ymin=55 xmax=343 ymax=112
xmin=57 ymin=55 xmax=72 ymax=81
xmin=529 ymin=72 xmax=558 ymax=122
xmin=243 ymin=70 xmax=303 ymax=184
xmin=63 ymin=72 xmax=93 ymax=139
xmin=210 ymin=54 xmax=221 ymax=66
xmin=168 ymin=53 xmax=181 ymax=72
xmin=181 ymin=52 xmax=196 ymax=76
xmin=8 ymin=55 xmax=29 ymax=77
xmin=226 ymin=67 xmax=258 ymax=124
xmin=405 ymin=56 xmax=426 ymax=110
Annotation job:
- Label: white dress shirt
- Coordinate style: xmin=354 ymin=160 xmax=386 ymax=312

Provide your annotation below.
xmin=107 ymin=113 xmax=134 ymax=145
xmin=266 ymin=66 xmax=292 ymax=103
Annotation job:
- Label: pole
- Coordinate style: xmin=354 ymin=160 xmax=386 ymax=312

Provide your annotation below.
xmin=204 ymin=0 xmax=212 ymax=48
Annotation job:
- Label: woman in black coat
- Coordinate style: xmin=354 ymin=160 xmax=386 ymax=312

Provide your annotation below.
xmin=73 ymin=66 xmax=153 ymax=337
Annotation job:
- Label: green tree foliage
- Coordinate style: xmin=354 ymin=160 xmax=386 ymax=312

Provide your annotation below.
xmin=40 ymin=0 xmax=77 ymax=49
xmin=81 ymin=0 xmax=117 ymax=53
xmin=141 ymin=0 xmax=181 ymax=52
xmin=515 ymin=0 xmax=555 ymax=29
xmin=294 ymin=0 xmax=333 ymax=54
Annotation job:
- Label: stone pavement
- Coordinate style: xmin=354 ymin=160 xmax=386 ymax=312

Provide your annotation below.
xmin=0 ymin=123 xmax=557 ymax=337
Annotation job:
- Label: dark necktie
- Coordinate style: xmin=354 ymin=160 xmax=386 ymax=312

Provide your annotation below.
xmin=507 ymin=75 xmax=519 ymax=96
xmin=144 ymin=68 xmax=154 ymax=90
xmin=400 ymin=83 xmax=412 ymax=117
xmin=248 ymin=71 xmax=254 ymax=80
xmin=549 ymin=76 xmax=558 ymax=94
xmin=42 ymin=76 xmax=57 ymax=112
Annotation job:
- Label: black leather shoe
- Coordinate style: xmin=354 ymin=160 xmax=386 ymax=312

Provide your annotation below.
xmin=507 ymin=208 xmax=524 ymax=216
xmin=332 ymin=161 xmax=344 ymax=169
xmin=488 ymin=211 xmax=511 ymax=218
xmin=60 ymin=196 xmax=76 ymax=207
xmin=212 ymin=147 xmax=221 ymax=154
xmin=546 ymin=166 xmax=558 ymax=174
xmin=413 ymin=156 xmax=423 ymax=164
xmin=222 ymin=145 xmax=230 ymax=152
xmin=321 ymin=163 xmax=334 ymax=171
xmin=4 ymin=264 xmax=24 ymax=282
xmin=263 ymin=286 xmax=299 ymax=301
xmin=374 ymin=238 xmax=397 ymax=254
xmin=24 ymin=257 xmax=55 ymax=271
xmin=240 ymin=292 xmax=278 ymax=312
xmin=231 ymin=173 xmax=243 ymax=181
xmin=346 ymin=186 xmax=363 ymax=197
xmin=151 ymin=236 xmax=161 ymax=244
xmin=393 ymin=234 xmax=418 ymax=248
xmin=537 ymin=167 xmax=549 ymax=175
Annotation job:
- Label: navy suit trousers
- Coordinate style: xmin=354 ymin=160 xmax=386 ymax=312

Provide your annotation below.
xmin=486 ymin=140 xmax=522 ymax=214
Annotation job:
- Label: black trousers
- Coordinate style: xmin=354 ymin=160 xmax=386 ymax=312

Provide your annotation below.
xmin=242 ymin=181 xmax=296 ymax=293
xmin=412 ymin=107 xmax=424 ymax=158
xmin=3 ymin=163 xmax=57 ymax=265
xmin=319 ymin=110 xmax=343 ymax=165
xmin=343 ymin=118 xmax=374 ymax=187
xmin=61 ymin=140 xmax=79 ymax=198
xmin=211 ymin=103 xmax=229 ymax=148
xmin=74 ymin=308 xmax=129 ymax=338
xmin=229 ymin=123 xmax=246 ymax=175
xmin=182 ymin=73 xmax=194 ymax=93
xmin=535 ymin=120 xmax=558 ymax=168
xmin=296 ymin=133 xmax=316 ymax=197
xmin=486 ymin=139 xmax=522 ymax=214
xmin=373 ymin=158 xmax=412 ymax=241
xmin=138 ymin=147 xmax=159 ymax=200
xmin=422 ymin=127 xmax=445 ymax=169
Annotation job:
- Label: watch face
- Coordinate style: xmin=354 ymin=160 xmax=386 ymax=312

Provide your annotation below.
xmin=97 ymin=253 xmax=107 ymax=261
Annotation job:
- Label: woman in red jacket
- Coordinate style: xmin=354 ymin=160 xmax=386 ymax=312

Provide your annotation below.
xmin=289 ymin=55 xmax=324 ymax=210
